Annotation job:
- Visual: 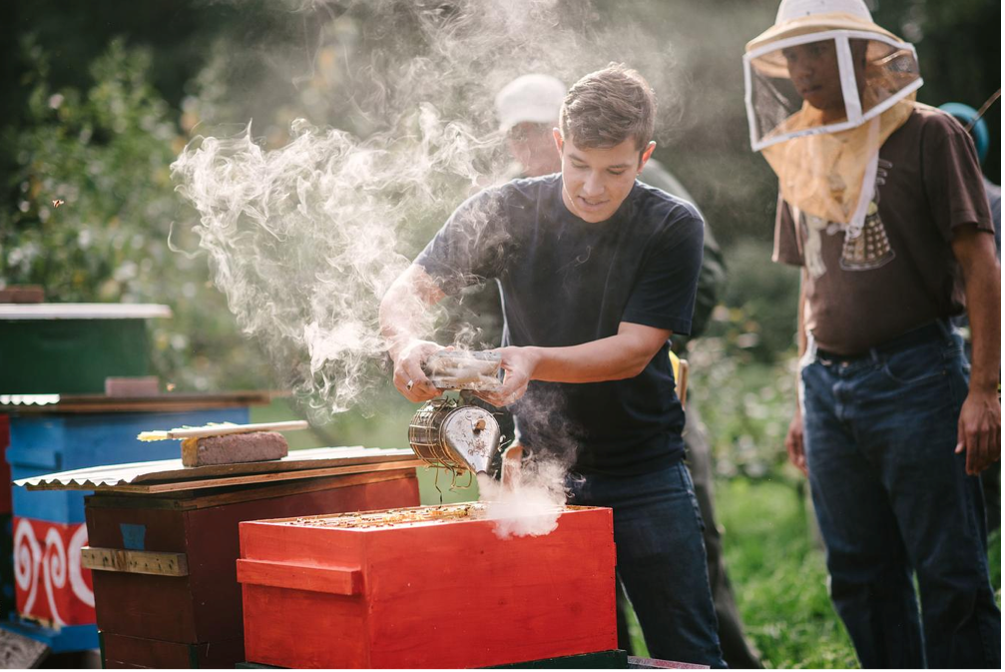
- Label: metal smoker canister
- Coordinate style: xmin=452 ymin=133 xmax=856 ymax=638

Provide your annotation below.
xmin=408 ymin=398 xmax=501 ymax=474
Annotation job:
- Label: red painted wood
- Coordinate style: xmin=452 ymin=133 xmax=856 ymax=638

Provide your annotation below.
xmin=86 ymin=471 xmax=419 ymax=647
xmin=239 ymin=506 xmax=617 ymax=669
xmin=236 ymin=558 xmax=362 ymax=596
xmin=13 ymin=517 xmax=94 ymax=627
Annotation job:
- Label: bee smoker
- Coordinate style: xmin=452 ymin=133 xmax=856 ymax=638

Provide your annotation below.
xmin=407 ymin=350 xmax=504 ymax=476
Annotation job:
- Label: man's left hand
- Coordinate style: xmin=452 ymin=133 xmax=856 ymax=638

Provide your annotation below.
xmin=955 ymin=388 xmax=1002 ymax=475
xmin=475 ymin=346 xmax=541 ymax=408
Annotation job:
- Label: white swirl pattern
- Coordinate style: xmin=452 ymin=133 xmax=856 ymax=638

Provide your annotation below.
xmin=13 ymin=519 xmax=94 ymax=625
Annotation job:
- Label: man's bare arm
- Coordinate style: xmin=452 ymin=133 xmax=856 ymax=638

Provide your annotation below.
xmin=477 ymin=322 xmax=672 ymax=407
xmin=378 ymin=264 xmax=447 ymax=402
xmin=951 ymin=224 xmax=1001 ymax=475
xmin=784 ymin=270 xmax=809 ymax=475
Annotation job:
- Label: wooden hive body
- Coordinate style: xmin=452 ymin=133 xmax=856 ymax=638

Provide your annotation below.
xmin=238 ymin=504 xmax=617 ymax=669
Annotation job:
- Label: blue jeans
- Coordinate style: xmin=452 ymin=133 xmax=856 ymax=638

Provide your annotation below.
xmin=567 ymin=462 xmax=726 ymax=668
xmin=801 ymin=321 xmax=1001 ymax=668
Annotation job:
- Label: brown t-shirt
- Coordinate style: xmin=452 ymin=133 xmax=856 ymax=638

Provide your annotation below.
xmin=773 ymin=104 xmax=995 ymax=355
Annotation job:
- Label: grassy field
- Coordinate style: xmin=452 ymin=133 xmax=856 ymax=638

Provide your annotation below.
xmin=714 ymin=479 xmax=858 ymax=668
xmin=714 ymin=478 xmax=1001 ymax=668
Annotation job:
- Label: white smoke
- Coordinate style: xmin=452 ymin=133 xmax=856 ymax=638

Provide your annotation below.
xmin=171 ymin=0 xmax=681 ymax=420
xmin=477 ymin=455 xmax=568 ymax=539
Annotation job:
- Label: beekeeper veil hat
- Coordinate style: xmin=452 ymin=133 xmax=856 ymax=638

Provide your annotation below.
xmin=744 ymin=0 xmax=922 ymax=227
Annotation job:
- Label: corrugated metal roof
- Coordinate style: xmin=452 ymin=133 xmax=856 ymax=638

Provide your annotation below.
xmin=15 ymin=446 xmax=418 ymax=491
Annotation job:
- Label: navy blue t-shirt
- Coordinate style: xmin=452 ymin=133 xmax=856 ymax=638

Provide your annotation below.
xmin=416 ymin=174 xmax=704 ymax=476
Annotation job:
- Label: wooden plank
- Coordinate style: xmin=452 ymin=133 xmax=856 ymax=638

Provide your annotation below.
xmin=0 ymin=627 xmax=49 ymax=668
xmin=139 ymin=420 xmax=307 ymax=441
xmin=627 ymin=656 xmax=709 ymax=669
xmin=101 ymin=632 xmax=245 ymax=669
xmin=82 ymin=547 xmax=189 ymax=577
xmin=242 ymin=585 xmax=369 ymax=668
xmin=100 ymin=459 xmax=424 ymax=494
xmin=19 ymin=446 xmax=416 ymax=490
xmin=92 ymin=573 xmax=198 ymax=643
xmin=236 ymin=559 xmax=362 ymax=596
xmin=84 ymin=469 xmax=417 ymax=511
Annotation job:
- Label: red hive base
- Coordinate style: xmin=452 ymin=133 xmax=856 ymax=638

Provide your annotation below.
xmin=238 ymin=504 xmax=617 ymax=669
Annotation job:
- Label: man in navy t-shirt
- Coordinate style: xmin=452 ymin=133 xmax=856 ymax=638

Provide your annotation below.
xmin=380 ymin=64 xmax=724 ymax=667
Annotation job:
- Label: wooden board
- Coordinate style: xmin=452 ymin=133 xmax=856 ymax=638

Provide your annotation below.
xmin=627 ymin=656 xmax=709 ymax=669
xmin=86 ymin=469 xmax=420 ymax=645
xmin=97 ymin=459 xmax=424 ymax=494
xmin=18 ymin=446 xmax=419 ymax=492
xmin=239 ymin=505 xmax=617 ymax=669
xmin=83 ymin=470 xmax=412 ymax=511
xmin=101 ymin=632 xmax=244 ymax=669
xmin=82 ymin=547 xmax=189 ymax=577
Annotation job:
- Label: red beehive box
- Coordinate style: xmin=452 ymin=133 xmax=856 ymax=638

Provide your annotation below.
xmin=238 ymin=503 xmax=617 ymax=669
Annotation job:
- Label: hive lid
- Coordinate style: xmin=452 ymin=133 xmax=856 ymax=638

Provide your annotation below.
xmin=15 ymin=446 xmax=421 ymax=494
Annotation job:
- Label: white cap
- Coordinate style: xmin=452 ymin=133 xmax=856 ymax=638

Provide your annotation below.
xmin=776 ymin=0 xmax=872 ymax=23
xmin=494 ymin=74 xmax=567 ymax=133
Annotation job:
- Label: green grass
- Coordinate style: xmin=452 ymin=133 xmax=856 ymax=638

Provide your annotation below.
xmin=715 ymin=479 xmax=858 ymax=668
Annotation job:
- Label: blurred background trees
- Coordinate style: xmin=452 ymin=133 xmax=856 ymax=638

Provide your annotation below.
xmin=1 ymin=1 xmax=999 ymax=665
xmin=0 ymin=0 xmax=998 ymax=530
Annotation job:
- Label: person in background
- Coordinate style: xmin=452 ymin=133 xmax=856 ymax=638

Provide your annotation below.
xmin=940 ymin=100 xmax=1001 ymax=533
xmin=495 ymin=73 xmax=762 ymax=669
xmin=745 ymin=0 xmax=1000 ymax=667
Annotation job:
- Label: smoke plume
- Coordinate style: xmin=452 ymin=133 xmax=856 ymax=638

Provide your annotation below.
xmin=172 ymin=0 xmax=681 ymax=420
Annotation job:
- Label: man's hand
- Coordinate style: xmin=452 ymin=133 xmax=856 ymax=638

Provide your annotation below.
xmin=392 ymin=340 xmax=443 ymax=403
xmin=955 ymin=388 xmax=1001 ymax=475
xmin=785 ymin=408 xmax=808 ymax=476
xmin=475 ymin=346 xmax=541 ymax=408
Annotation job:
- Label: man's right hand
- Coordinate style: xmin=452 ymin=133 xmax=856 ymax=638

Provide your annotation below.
xmin=785 ymin=410 xmax=808 ymax=476
xmin=392 ymin=340 xmax=443 ymax=402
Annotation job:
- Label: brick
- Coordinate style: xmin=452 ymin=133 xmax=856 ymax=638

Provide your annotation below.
xmin=181 ymin=432 xmax=288 ymax=467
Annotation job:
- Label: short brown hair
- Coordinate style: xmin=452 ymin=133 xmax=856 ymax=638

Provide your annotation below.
xmin=559 ymin=63 xmax=656 ymax=152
